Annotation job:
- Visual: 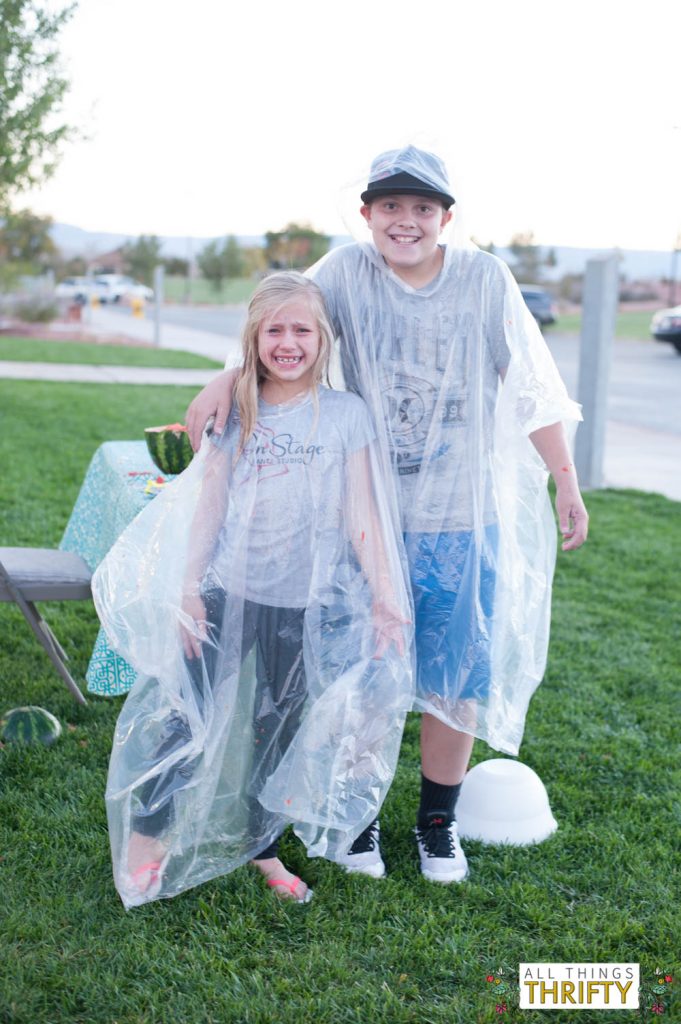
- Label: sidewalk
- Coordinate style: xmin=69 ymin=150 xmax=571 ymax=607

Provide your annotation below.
xmin=85 ymin=305 xmax=242 ymax=364
xmin=0 ymin=361 xmax=217 ymax=386
xmin=2 ymin=307 xmax=679 ymax=503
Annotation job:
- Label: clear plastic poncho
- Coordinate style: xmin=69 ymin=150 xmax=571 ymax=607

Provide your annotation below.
xmin=93 ymin=387 xmax=413 ymax=908
xmin=308 ymin=144 xmax=582 ymax=757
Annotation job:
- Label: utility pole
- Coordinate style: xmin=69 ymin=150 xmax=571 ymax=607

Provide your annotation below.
xmin=153 ymin=265 xmax=164 ymax=347
xmin=574 ymin=254 xmax=619 ymax=489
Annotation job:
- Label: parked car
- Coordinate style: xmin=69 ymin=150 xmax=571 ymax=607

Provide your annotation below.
xmin=520 ymin=285 xmax=557 ymax=327
xmin=650 ymin=305 xmax=681 ymax=355
xmin=54 ymin=277 xmax=105 ymax=305
xmin=94 ymin=274 xmax=154 ymax=304
xmin=55 ymin=275 xmax=153 ymax=305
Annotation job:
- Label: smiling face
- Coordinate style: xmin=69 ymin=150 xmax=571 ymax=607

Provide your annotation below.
xmin=360 ymin=194 xmax=453 ymax=288
xmin=257 ymin=296 xmax=321 ymax=402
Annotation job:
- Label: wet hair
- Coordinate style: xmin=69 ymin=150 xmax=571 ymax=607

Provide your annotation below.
xmin=233 ymin=271 xmax=334 ymax=455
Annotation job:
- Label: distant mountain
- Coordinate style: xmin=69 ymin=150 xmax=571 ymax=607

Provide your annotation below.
xmin=49 ymin=223 xmax=267 ymax=259
xmin=49 ymin=223 xmax=675 ymax=281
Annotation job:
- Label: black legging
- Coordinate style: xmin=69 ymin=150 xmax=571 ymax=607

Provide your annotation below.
xmin=131 ymin=590 xmax=307 ymax=859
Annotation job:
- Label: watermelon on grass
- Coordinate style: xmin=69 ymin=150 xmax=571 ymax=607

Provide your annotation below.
xmin=1 ymin=706 xmax=62 ymax=746
xmin=144 ymin=423 xmax=194 ymax=475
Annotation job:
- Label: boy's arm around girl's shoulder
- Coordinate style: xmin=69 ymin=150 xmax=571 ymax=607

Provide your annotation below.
xmin=186 ymin=366 xmax=240 ymax=452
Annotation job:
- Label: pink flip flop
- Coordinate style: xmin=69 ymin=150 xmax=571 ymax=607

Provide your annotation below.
xmin=122 ymin=851 xmax=170 ymax=904
xmin=266 ymin=875 xmax=313 ymax=904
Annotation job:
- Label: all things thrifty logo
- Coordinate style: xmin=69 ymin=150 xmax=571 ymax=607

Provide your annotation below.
xmin=519 ymin=963 xmax=639 ymax=1010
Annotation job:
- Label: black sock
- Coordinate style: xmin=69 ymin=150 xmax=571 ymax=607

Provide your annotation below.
xmin=418 ymin=774 xmax=462 ymax=826
xmin=253 ymin=836 xmax=280 ymax=860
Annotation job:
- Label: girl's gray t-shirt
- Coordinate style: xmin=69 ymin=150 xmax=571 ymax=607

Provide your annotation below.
xmin=211 ymin=387 xmax=375 ymax=607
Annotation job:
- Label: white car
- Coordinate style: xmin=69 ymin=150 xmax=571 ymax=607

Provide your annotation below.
xmin=94 ymin=275 xmax=154 ymax=304
xmin=54 ymin=277 xmax=104 ymax=304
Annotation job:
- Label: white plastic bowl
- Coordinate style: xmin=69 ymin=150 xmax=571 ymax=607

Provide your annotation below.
xmin=456 ymin=758 xmax=558 ymax=846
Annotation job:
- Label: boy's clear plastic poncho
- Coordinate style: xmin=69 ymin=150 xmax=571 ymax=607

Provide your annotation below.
xmin=93 ymin=388 xmax=413 ymax=908
xmin=309 ymin=145 xmax=582 ymax=757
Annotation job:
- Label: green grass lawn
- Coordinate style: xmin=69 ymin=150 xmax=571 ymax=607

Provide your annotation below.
xmin=0 ymin=336 xmax=222 ymax=370
xmin=163 ymin=275 xmax=257 ymax=305
xmin=1 ymin=381 xmax=679 ymax=1024
xmin=549 ymin=309 xmax=654 ymax=340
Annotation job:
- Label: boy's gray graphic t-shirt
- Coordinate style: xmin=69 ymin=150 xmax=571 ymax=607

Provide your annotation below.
xmin=311 ymin=244 xmax=511 ymax=531
xmin=211 ymin=387 xmax=374 ymax=607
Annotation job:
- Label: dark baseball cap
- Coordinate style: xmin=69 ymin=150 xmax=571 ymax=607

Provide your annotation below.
xmin=360 ymin=146 xmax=455 ymax=209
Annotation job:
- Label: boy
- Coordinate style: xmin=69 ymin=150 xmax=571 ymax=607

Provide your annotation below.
xmin=186 ymin=146 xmax=588 ymax=884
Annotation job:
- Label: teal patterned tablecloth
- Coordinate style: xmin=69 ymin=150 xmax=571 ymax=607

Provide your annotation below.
xmin=60 ymin=441 xmax=173 ymax=696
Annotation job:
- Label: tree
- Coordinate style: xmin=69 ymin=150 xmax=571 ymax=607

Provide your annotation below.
xmin=508 ymin=231 xmax=545 ymax=284
xmin=0 ymin=206 xmax=59 ymax=288
xmin=240 ymin=244 xmax=267 ymax=278
xmin=196 ymin=236 xmax=245 ymax=292
xmin=122 ymin=234 xmax=163 ymax=285
xmin=557 ymin=272 xmax=584 ymax=303
xmin=264 ymin=222 xmax=330 ymax=270
xmin=0 ymin=0 xmax=75 ymax=210
xmin=0 ymin=207 xmax=57 ymax=269
xmin=197 ymin=240 xmax=226 ymax=293
xmin=223 ymin=235 xmax=244 ymax=278
xmin=163 ymin=256 xmax=190 ymax=277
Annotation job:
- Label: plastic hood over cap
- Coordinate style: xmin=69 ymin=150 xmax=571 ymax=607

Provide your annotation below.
xmin=361 ymin=146 xmax=455 ymax=208
xmin=93 ymin=388 xmax=413 ymax=908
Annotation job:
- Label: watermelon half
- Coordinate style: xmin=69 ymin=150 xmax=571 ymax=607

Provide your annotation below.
xmin=1 ymin=706 xmax=62 ymax=746
xmin=144 ymin=423 xmax=194 ymax=475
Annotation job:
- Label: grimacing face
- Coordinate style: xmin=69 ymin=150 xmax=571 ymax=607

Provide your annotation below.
xmin=257 ymin=297 xmax=321 ymax=396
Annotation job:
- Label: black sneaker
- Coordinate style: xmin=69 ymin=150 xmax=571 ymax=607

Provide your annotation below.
xmin=336 ymin=820 xmax=386 ymax=878
xmin=415 ymin=810 xmax=468 ymax=883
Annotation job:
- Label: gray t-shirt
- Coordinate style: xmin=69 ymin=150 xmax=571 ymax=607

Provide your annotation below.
xmin=211 ymin=387 xmax=375 ymax=607
xmin=311 ymin=244 xmax=511 ymax=531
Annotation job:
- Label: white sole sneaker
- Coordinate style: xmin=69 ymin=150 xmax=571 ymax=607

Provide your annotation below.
xmin=336 ymin=821 xmax=386 ymax=878
xmin=340 ymin=856 xmax=386 ymax=879
xmin=415 ymin=819 xmax=469 ymax=884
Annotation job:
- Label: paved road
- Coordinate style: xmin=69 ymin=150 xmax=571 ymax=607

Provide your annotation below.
xmin=155 ymin=303 xmax=246 ymax=339
xmin=545 ymin=334 xmax=680 ymax=436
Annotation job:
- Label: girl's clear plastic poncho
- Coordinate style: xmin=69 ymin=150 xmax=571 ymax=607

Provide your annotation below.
xmin=93 ymin=388 xmax=413 ymax=908
xmin=309 ymin=145 xmax=582 ymax=757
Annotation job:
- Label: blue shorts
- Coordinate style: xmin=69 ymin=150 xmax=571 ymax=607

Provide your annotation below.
xmin=404 ymin=525 xmax=499 ymax=703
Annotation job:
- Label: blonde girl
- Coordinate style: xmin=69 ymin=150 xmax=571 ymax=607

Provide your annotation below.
xmin=98 ymin=272 xmax=411 ymax=908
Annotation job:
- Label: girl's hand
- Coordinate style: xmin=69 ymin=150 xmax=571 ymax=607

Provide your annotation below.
xmin=372 ymin=598 xmax=411 ymax=660
xmin=179 ymin=592 xmax=208 ymax=660
xmin=555 ymin=481 xmax=589 ymax=551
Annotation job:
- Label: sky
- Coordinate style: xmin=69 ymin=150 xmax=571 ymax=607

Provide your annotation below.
xmin=20 ymin=0 xmax=681 ymax=252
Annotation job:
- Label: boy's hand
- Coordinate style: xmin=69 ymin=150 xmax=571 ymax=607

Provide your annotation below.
xmin=372 ymin=598 xmax=411 ymax=660
xmin=179 ymin=592 xmax=208 ymax=660
xmin=186 ymin=370 xmax=237 ymax=451
xmin=555 ymin=482 xmax=589 ymax=551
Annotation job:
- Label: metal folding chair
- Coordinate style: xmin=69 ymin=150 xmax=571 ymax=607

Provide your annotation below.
xmin=0 ymin=548 xmax=92 ymax=705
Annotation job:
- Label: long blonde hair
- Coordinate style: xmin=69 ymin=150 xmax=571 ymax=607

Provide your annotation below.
xmin=233 ymin=271 xmax=334 ymax=454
